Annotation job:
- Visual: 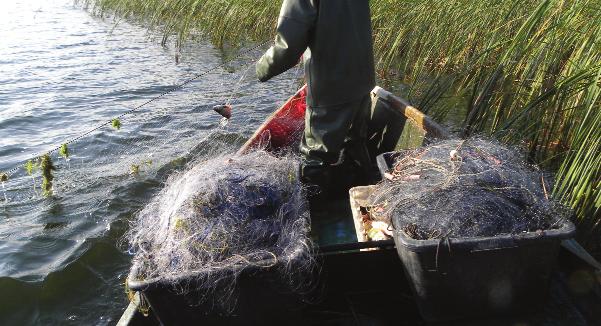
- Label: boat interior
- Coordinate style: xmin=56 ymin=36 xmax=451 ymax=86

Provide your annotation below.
xmin=118 ymin=87 xmax=601 ymax=326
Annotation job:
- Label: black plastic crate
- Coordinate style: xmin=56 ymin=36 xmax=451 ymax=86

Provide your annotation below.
xmin=375 ymin=151 xmax=400 ymax=178
xmin=127 ymin=246 xmax=308 ymax=325
xmin=394 ymin=219 xmax=575 ymax=321
xmin=375 ymin=151 xmax=577 ymax=321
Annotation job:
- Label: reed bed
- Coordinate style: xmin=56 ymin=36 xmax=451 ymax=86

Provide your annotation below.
xmin=84 ymin=0 xmax=600 ymax=243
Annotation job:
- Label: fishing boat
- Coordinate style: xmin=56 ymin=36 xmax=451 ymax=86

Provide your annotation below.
xmin=117 ymin=86 xmax=601 ymax=326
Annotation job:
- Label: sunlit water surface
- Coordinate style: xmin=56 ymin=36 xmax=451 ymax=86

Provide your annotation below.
xmin=0 ymin=1 xmax=301 ymax=324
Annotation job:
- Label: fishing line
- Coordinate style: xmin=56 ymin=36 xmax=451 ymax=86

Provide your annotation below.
xmin=1 ymin=39 xmax=272 ymax=179
xmin=226 ymin=64 xmax=254 ymax=107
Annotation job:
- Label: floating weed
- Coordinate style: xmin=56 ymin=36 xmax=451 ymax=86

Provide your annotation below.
xmin=129 ymin=160 xmax=153 ymax=176
xmin=130 ymin=164 xmax=140 ymax=175
xmin=24 ymin=160 xmax=39 ymax=193
xmin=112 ymin=118 xmax=122 ymax=130
xmin=24 ymin=160 xmax=37 ymax=175
xmin=39 ymin=154 xmax=56 ymax=197
xmin=173 ymin=218 xmax=187 ymax=231
xmin=170 ymin=157 xmax=186 ymax=167
xmin=59 ymin=144 xmax=70 ymax=159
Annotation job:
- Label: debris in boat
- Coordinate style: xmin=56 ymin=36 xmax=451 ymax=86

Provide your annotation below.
xmin=368 ymin=138 xmax=570 ymax=240
xmin=449 ymin=149 xmax=460 ymax=161
xmin=127 ymin=150 xmax=313 ymax=311
xmin=359 ymin=206 xmax=393 ymax=241
xmin=213 ymin=104 xmax=232 ymax=119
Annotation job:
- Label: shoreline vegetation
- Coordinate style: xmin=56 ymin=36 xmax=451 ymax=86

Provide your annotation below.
xmin=83 ymin=0 xmax=600 ymax=250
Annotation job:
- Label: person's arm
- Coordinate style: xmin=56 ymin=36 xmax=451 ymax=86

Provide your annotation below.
xmin=256 ymin=0 xmax=317 ymax=82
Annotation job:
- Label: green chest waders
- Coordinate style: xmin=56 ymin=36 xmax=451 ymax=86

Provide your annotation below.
xmin=255 ymin=0 xmax=376 ymax=196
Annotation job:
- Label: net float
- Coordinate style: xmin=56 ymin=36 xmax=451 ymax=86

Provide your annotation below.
xmin=213 ymin=104 xmax=232 ymax=119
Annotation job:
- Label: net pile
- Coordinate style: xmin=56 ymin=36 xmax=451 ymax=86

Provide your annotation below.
xmin=127 ymin=150 xmax=313 ymax=309
xmin=368 ymin=138 xmax=569 ymax=240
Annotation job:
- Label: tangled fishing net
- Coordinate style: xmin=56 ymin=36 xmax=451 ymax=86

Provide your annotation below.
xmin=368 ymin=138 xmax=570 ymax=240
xmin=127 ymin=150 xmax=313 ymax=309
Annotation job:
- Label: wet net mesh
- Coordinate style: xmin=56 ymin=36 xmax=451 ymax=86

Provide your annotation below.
xmin=127 ymin=149 xmax=314 ymax=309
xmin=368 ymin=138 xmax=570 ymax=240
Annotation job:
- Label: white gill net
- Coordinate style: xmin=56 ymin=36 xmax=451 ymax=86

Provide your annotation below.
xmin=368 ymin=138 xmax=571 ymax=240
xmin=126 ymin=150 xmax=314 ymax=309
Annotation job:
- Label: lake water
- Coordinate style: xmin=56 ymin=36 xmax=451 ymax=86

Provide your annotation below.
xmin=0 ymin=1 xmax=301 ymax=324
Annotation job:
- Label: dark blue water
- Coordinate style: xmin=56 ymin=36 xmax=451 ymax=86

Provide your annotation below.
xmin=0 ymin=1 xmax=301 ymax=324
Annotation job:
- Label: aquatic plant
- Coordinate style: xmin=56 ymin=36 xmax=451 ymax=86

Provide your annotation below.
xmin=129 ymin=164 xmax=140 ymax=175
xmin=368 ymin=1 xmax=601 ymax=231
xmin=59 ymin=144 xmax=70 ymax=159
xmin=111 ymin=118 xmax=122 ymax=130
xmin=0 ymin=173 xmax=7 ymax=203
xmin=24 ymin=160 xmax=37 ymax=175
xmin=39 ymin=154 xmax=56 ymax=197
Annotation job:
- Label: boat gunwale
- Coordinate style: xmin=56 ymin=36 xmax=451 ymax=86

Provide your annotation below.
xmin=126 ymin=239 xmax=396 ymax=291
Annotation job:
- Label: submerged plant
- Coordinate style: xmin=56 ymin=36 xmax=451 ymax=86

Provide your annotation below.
xmin=112 ymin=118 xmax=122 ymax=130
xmin=130 ymin=164 xmax=140 ymax=175
xmin=39 ymin=154 xmax=56 ymax=197
xmin=24 ymin=160 xmax=37 ymax=175
xmin=59 ymin=144 xmax=70 ymax=159
xmin=23 ymin=160 xmax=39 ymax=192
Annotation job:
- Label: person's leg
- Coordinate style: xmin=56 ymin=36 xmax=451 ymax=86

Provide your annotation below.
xmin=300 ymin=104 xmax=352 ymax=194
xmin=299 ymin=95 xmax=371 ymax=195
xmin=342 ymin=94 xmax=373 ymax=184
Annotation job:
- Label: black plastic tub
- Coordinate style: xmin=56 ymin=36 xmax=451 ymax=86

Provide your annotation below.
xmin=375 ymin=151 xmax=400 ymax=177
xmin=375 ymin=151 xmax=577 ymax=321
xmin=126 ymin=244 xmax=309 ymax=326
xmin=393 ymin=219 xmax=575 ymax=321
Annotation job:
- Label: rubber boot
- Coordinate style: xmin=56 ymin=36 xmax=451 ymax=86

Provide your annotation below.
xmin=299 ymin=163 xmax=332 ymax=209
